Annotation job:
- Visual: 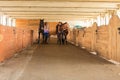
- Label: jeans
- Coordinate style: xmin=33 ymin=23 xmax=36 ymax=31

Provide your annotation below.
xmin=44 ymin=33 xmax=49 ymax=43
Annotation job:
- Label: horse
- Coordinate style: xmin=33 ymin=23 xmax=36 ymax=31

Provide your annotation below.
xmin=38 ymin=19 xmax=44 ymax=44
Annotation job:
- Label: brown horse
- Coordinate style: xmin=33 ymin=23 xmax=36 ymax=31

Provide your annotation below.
xmin=57 ymin=23 xmax=68 ymax=45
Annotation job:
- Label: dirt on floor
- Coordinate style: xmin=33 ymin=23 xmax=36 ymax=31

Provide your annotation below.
xmin=0 ymin=45 xmax=37 ymax=80
xmin=0 ymin=39 xmax=120 ymax=80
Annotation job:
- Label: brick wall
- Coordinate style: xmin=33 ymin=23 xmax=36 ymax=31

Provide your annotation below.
xmin=0 ymin=25 xmax=37 ymax=62
xmin=16 ymin=19 xmax=39 ymax=42
xmin=68 ymin=15 xmax=120 ymax=63
xmin=48 ymin=22 xmax=58 ymax=35
xmin=16 ymin=19 xmax=58 ymax=35
xmin=0 ymin=19 xmax=58 ymax=62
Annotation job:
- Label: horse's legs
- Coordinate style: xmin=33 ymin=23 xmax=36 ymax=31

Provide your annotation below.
xmin=57 ymin=33 xmax=59 ymax=44
xmin=62 ymin=33 xmax=66 ymax=45
xmin=38 ymin=32 xmax=40 ymax=44
xmin=62 ymin=39 xmax=64 ymax=45
xmin=59 ymin=33 xmax=63 ymax=45
xmin=57 ymin=33 xmax=61 ymax=45
xmin=42 ymin=33 xmax=45 ymax=43
xmin=59 ymin=36 xmax=62 ymax=45
xmin=65 ymin=35 xmax=67 ymax=44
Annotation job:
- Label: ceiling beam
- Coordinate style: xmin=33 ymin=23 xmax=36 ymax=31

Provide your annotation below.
xmin=0 ymin=0 xmax=119 ymax=21
xmin=14 ymin=17 xmax=94 ymax=20
xmin=0 ymin=0 xmax=120 ymax=2
xmin=0 ymin=1 xmax=118 ymax=8
xmin=4 ymin=12 xmax=100 ymax=15
xmin=1 ymin=11 xmax=106 ymax=13
xmin=0 ymin=6 xmax=118 ymax=9
xmin=0 ymin=8 xmax=107 ymax=12
xmin=10 ymin=15 xmax=95 ymax=18
xmin=6 ymin=14 xmax=99 ymax=16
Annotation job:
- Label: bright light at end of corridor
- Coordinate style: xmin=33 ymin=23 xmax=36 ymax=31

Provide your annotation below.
xmin=68 ymin=21 xmax=92 ymax=29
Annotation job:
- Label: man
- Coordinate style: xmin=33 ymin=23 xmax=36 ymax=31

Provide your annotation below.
xmin=56 ymin=22 xmax=62 ymax=44
xmin=62 ymin=22 xmax=69 ymax=44
xmin=56 ymin=22 xmax=62 ymax=34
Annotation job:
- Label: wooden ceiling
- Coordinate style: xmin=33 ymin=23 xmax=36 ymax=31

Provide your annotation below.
xmin=0 ymin=0 xmax=120 ymax=21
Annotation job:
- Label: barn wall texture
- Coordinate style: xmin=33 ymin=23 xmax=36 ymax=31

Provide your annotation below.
xmin=0 ymin=25 xmax=37 ymax=62
xmin=0 ymin=19 xmax=58 ymax=62
xmin=16 ymin=19 xmax=58 ymax=35
xmin=68 ymin=15 xmax=120 ymax=62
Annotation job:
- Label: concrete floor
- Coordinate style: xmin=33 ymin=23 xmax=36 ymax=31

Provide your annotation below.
xmin=0 ymin=39 xmax=120 ymax=80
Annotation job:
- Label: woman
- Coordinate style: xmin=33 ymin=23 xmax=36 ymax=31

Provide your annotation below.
xmin=44 ymin=22 xmax=49 ymax=44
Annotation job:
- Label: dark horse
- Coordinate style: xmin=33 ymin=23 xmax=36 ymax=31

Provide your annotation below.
xmin=38 ymin=19 xmax=44 ymax=44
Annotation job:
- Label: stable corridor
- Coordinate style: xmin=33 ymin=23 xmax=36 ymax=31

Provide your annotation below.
xmin=1 ymin=0 xmax=120 ymax=80
xmin=0 ymin=39 xmax=120 ymax=80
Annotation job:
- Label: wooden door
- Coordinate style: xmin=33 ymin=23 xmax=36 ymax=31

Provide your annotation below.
xmin=109 ymin=15 xmax=120 ymax=62
xmin=116 ymin=16 xmax=120 ymax=62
